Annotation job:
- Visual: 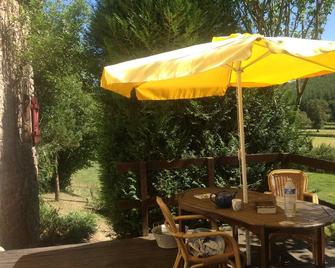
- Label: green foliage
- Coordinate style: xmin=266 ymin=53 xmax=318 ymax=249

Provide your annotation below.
xmin=282 ymin=75 xmax=335 ymax=124
xmin=300 ymin=75 xmax=335 ymax=122
xmin=300 ymin=75 xmax=335 ymax=103
xmin=307 ymin=144 xmax=335 ymax=161
xmin=39 ymin=202 xmax=97 ymax=246
xmin=25 ymin=0 xmax=99 ymax=191
xmin=296 ymin=111 xmax=312 ymax=129
xmin=304 ymin=99 xmax=330 ymax=130
xmin=244 ymin=88 xmax=311 ymax=154
xmin=98 ymin=94 xmax=243 ymax=236
xmin=325 ymin=224 xmax=335 ymax=242
xmin=88 ymin=0 xmax=237 ymax=69
xmin=97 ymin=90 xmax=310 ymax=236
xmin=329 ymin=101 xmax=335 ymax=121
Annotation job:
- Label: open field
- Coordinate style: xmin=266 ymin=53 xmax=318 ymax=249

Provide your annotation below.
xmin=70 ymin=163 xmax=101 ymax=201
xmin=307 ymin=172 xmax=335 ymax=204
xmin=312 ymin=136 xmax=335 ymax=147
xmin=305 ymin=128 xmax=335 ymax=148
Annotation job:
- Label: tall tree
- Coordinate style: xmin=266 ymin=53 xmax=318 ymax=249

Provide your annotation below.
xmin=234 ymin=0 xmax=335 ymax=107
xmin=88 ymin=0 xmax=237 ymax=69
xmin=0 ymin=0 xmax=39 ymax=249
xmin=26 ymin=0 xmax=99 ymax=197
xmin=304 ymin=99 xmax=330 ymax=130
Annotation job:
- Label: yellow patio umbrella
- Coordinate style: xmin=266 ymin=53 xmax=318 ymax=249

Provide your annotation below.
xmin=101 ymin=33 xmax=335 ymax=204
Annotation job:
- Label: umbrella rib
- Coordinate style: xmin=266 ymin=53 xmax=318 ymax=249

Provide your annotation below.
xmin=241 ymin=51 xmax=272 ymax=71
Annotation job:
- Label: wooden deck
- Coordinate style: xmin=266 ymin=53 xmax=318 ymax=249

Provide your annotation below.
xmin=1 ymin=235 xmax=335 ymax=268
xmin=0 ymin=237 xmax=176 ymax=268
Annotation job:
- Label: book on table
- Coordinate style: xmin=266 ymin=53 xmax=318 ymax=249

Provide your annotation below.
xmin=255 ymin=200 xmax=277 ymax=214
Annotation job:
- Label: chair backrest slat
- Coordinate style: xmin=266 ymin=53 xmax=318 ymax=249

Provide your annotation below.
xmin=268 ymin=169 xmax=307 ymax=200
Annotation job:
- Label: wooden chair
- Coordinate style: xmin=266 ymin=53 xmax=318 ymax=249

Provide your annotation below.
xmin=267 ymin=169 xmax=319 ymax=263
xmin=267 ymin=169 xmax=318 ymax=204
xmin=156 ymin=196 xmax=242 ymax=268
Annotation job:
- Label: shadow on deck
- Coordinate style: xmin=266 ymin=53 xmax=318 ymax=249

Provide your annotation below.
xmin=1 ymin=236 xmax=335 ymax=268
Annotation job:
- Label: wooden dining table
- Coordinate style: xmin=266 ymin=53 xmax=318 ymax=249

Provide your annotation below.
xmin=177 ymin=187 xmax=335 ymax=268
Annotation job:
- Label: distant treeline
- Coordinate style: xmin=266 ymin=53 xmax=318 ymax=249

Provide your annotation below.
xmin=284 ymin=74 xmax=335 ymax=129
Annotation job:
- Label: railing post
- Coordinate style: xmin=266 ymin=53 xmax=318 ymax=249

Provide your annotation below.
xmin=281 ymin=153 xmax=291 ymax=169
xmin=207 ymin=157 xmax=215 ymax=187
xmin=139 ymin=161 xmax=149 ymax=236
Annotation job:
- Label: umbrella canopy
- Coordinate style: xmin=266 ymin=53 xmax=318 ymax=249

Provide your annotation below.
xmin=102 ymin=33 xmax=335 ymax=100
xmin=101 ymin=33 xmax=335 ymax=204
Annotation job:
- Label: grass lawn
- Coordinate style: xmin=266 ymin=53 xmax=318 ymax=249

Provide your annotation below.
xmin=70 ymin=163 xmax=100 ymax=201
xmin=306 ymin=128 xmax=335 ymax=148
xmin=307 ymin=171 xmax=335 ymax=238
xmin=312 ymin=136 xmax=335 ymax=147
xmin=42 ymin=163 xmax=101 ymax=213
xmin=307 ymin=172 xmax=335 ymax=204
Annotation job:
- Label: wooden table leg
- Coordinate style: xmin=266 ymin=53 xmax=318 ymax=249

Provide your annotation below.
xmin=232 ymin=225 xmax=238 ymax=243
xmin=259 ymin=227 xmax=269 ymax=268
xmin=316 ymin=227 xmax=325 ymax=268
xmin=178 ymin=206 xmax=184 ymax=232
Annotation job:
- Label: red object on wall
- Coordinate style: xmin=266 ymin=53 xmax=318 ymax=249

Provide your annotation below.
xmin=31 ymin=96 xmax=40 ymax=145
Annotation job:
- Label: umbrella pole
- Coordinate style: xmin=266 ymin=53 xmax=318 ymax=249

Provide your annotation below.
xmin=236 ymin=63 xmax=248 ymax=203
xmin=236 ymin=62 xmax=251 ymax=265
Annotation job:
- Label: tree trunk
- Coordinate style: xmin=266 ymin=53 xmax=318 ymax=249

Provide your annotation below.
xmin=55 ymin=155 xmax=60 ymax=201
xmin=0 ymin=0 xmax=39 ymax=249
xmin=295 ymin=79 xmax=309 ymax=109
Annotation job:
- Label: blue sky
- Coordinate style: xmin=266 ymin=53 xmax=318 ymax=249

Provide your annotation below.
xmin=323 ymin=10 xmax=335 ymax=40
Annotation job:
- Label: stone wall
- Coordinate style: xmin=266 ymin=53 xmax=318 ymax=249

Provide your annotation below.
xmin=0 ymin=0 xmax=39 ymax=249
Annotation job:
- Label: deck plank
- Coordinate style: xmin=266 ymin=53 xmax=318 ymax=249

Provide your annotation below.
xmin=1 ymin=236 xmax=335 ymax=267
xmin=0 ymin=237 xmax=176 ymax=268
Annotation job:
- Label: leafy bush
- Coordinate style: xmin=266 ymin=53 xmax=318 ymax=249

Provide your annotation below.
xmin=307 ymin=144 xmax=335 ymax=161
xmin=296 ymin=110 xmax=312 ymax=129
xmin=40 ymin=203 xmax=97 ymax=246
xmin=325 ymin=224 xmax=335 ymax=242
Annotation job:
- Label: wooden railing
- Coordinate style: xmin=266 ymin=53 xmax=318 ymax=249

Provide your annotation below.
xmin=114 ymin=153 xmax=335 ymax=235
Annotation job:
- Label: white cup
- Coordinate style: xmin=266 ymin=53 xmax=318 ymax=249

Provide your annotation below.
xmin=232 ymin=198 xmax=242 ymax=211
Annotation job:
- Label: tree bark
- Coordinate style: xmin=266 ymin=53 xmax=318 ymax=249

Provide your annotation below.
xmin=55 ymin=155 xmax=60 ymax=201
xmin=0 ymin=0 xmax=39 ymax=249
xmin=295 ymin=79 xmax=309 ymax=109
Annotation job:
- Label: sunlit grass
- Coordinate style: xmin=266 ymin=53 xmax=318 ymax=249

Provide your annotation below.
xmin=307 ymin=172 xmax=335 ymax=204
xmin=312 ymin=136 xmax=335 ymax=148
xmin=70 ymin=163 xmax=100 ymax=200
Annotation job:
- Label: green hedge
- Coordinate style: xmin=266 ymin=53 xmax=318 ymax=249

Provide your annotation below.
xmin=98 ymin=89 xmax=311 ymax=237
